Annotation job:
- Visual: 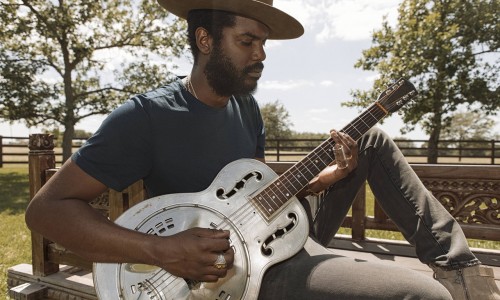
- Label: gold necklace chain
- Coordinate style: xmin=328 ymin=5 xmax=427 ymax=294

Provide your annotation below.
xmin=185 ymin=76 xmax=199 ymax=99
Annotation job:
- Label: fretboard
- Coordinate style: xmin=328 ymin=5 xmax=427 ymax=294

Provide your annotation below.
xmin=251 ymin=102 xmax=388 ymax=220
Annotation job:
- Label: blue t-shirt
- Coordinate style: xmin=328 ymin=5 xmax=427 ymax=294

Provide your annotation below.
xmin=72 ymin=79 xmax=265 ymax=197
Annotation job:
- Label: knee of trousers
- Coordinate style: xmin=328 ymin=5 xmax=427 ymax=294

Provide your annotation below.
xmin=358 ymin=127 xmax=396 ymax=153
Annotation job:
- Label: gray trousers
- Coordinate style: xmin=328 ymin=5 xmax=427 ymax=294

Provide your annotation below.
xmin=258 ymin=127 xmax=479 ymax=299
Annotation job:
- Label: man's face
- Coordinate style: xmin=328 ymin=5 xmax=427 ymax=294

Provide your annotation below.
xmin=204 ymin=16 xmax=269 ymax=97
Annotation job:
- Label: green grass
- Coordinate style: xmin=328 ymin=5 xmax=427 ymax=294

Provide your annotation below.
xmin=339 ymin=186 xmax=500 ymax=250
xmin=0 ymin=166 xmax=31 ymax=298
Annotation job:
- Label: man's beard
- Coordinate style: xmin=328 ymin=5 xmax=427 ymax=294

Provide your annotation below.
xmin=204 ymin=44 xmax=264 ymax=97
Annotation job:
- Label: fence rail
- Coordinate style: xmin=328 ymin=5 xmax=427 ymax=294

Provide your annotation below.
xmin=265 ymin=138 xmax=499 ymax=164
xmin=0 ymin=136 xmax=86 ymax=167
xmin=1 ymin=135 xmax=499 ymax=167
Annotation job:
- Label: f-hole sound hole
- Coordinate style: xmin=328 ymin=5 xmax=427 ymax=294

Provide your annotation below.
xmin=216 ymin=171 xmax=263 ymax=200
xmin=261 ymin=213 xmax=298 ymax=256
xmin=217 ymin=290 xmax=232 ymax=300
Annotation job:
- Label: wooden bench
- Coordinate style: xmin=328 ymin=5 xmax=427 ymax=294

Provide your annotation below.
xmin=8 ymin=133 xmax=500 ymax=299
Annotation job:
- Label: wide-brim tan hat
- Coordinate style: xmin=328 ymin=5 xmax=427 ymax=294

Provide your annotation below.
xmin=157 ymin=0 xmax=304 ymax=40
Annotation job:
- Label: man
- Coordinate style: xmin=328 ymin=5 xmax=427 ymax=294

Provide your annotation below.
xmin=25 ymin=0 xmax=499 ymax=299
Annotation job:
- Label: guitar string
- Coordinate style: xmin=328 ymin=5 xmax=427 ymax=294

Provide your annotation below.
xmin=140 ymin=91 xmax=412 ymax=294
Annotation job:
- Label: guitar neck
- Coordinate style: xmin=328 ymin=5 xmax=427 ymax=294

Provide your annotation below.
xmin=251 ymin=102 xmax=388 ymax=220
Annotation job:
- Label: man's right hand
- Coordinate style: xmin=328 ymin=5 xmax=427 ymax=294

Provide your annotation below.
xmin=153 ymin=227 xmax=235 ymax=282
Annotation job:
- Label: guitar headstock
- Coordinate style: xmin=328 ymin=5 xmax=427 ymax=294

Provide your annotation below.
xmin=377 ymin=78 xmax=418 ymax=113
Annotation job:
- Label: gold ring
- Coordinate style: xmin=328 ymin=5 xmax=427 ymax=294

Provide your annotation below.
xmin=214 ymin=253 xmax=226 ymax=269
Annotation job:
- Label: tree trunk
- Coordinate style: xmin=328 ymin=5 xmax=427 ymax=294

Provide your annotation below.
xmin=62 ymin=122 xmax=74 ymax=162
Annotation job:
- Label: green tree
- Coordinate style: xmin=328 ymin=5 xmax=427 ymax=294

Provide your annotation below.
xmin=442 ymin=111 xmax=498 ymax=141
xmin=441 ymin=111 xmax=498 ymax=159
xmin=260 ymin=100 xmax=293 ymax=140
xmin=347 ymin=0 xmax=499 ymax=163
xmin=0 ymin=0 xmax=187 ymax=161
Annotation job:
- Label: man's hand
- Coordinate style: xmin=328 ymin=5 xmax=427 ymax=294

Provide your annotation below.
xmin=308 ymin=129 xmax=359 ymax=193
xmin=156 ymin=227 xmax=235 ymax=282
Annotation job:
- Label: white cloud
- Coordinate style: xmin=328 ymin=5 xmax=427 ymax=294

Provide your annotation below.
xmin=275 ymin=0 xmax=400 ymax=42
xmin=259 ymin=79 xmax=338 ymax=91
xmin=308 ymin=108 xmax=329 ymax=114
xmin=260 ymin=79 xmax=315 ymax=91
xmin=320 ymin=80 xmax=335 ymax=87
xmin=265 ymin=40 xmax=284 ymax=49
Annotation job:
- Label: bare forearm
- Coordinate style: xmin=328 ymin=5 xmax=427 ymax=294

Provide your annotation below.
xmin=26 ymin=196 xmax=160 ymax=265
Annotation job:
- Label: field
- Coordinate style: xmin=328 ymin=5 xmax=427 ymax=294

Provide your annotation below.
xmin=0 ymin=166 xmax=31 ymax=298
xmin=1 ymin=144 xmax=498 ymax=167
xmin=264 ymin=152 xmax=497 ymax=165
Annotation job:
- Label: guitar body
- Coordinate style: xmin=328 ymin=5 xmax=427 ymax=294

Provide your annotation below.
xmin=94 ymin=158 xmax=310 ymax=300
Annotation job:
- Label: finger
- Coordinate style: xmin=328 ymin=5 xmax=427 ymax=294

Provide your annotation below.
xmin=339 ymin=133 xmax=358 ymax=159
xmin=192 ymin=227 xmax=230 ymax=239
xmin=201 ymin=238 xmax=231 ymax=254
xmin=329 ymin=129 xmax=342 ymax=144
xmin=331 ymin=130 xmax=352 ymax=152
xmin=207 ymin=248 xmax=235 ymax=266
xmin=339 ymin=132 xmax=356 ymax=150
xmin=198 ymin=273 xmax=223 ymax=283
xmin=225 ymin=247 xmax=235 ymax=267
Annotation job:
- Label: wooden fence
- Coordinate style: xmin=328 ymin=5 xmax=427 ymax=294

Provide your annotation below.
xmin=1 ymin=135 xmax=499 ymax=167
xmin=266 ymin=138 xmax=499 ymax=164
xmin=0 ymin=136 xmax=86 ymax=167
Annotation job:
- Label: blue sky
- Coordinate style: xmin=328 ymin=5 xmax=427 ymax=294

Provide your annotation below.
xmin=1 ymin=0 xmax=498 ymax=139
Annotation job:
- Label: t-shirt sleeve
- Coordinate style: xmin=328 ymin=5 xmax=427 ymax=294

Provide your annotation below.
xmin=72 ymin=97 xmax=153 ymax=191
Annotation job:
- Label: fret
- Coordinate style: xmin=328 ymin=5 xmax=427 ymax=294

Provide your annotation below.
xmin=365 ymin=107 xmax=381 ymax=124
xmin=273 ymin=181 xmax=289 ymax=198
xmin=251 ymin=196 xmax=270 ymax=217
xmin=348 ymin=124 xmax=362 ymax=136
xmin=302 ymin=156 xmax=323 ymax=173
xmin=280 ymin=175 xmax=301 ymax=195
xmin=272 ymin=180 xmax=293 ymax=200
xmin=308 ymin=152 xmax=329 ymax=169
xmin=357 ymin=116 xmax=371 ymax=131
xmin=286 ymin=165 xmax=313 ymax=188
xmin=259 ymin=190 xmax=278 ymax=211
xmin=265 ymin=189 xmax=282 ymax=210
xmin=290 ymin=168 xmax=310 ymax=186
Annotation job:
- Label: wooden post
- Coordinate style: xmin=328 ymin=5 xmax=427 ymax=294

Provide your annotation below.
xmin=0 ymin=135 xmax=3 ymax=168
xmin=109 ymin=180 xmax=144 ymax=221
xmin=351 ymin=185 xmax=366 ymax=240
xmin=492 ymin=137 xmax=496 ymax=167
xmin=28 ymin=133 xmax=59 ymax=276
xmin=276 ymin=140 xmax=281 ymax=162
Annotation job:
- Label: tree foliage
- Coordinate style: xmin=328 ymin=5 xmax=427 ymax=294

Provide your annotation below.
xmin=441 ymin=111 xmax=498 ymax=141
xmin=260 ymin=100 xmax=293 ymax=140
xmin=346 ymin=0 xmax=499 ymax=163
xmin=0 ymin=0 xmax=187 ymax=160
